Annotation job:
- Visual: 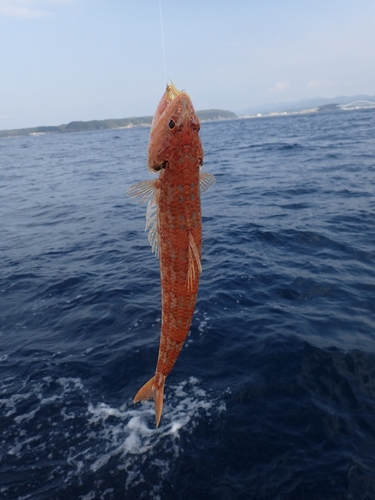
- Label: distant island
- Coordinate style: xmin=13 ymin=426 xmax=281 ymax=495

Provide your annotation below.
xmin=0 ymin=109 xmax=237 ymax=138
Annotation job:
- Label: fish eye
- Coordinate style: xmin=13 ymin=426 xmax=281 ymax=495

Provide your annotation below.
xmin=168 ymin=119 xmax=175 ymax=129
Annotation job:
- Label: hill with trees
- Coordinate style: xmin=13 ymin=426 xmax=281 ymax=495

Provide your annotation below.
xmin=0 ymin=110 xmax=237 ymax=138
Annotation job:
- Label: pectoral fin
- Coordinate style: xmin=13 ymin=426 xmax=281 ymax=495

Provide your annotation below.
xmin=127 ymin=179 xmax=157 ymax=205
xmin=199 ymin=172 xmax=216 ymax=193
xmin=187 ymin=231 xmax=202 ymax=290
xmin=127 ymin=180 xmax=160 ymax=258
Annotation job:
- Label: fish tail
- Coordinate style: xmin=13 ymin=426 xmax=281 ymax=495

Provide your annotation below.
xmin=133 ymin=375 xmax=165 ymax=428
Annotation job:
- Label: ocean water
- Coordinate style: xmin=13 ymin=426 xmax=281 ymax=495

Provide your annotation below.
xmin=1 ymin=108 xmax=375 ymax=499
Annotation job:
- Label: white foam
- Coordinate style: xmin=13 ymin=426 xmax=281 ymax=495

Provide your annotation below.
xmin=1 ymin=372 xmax=225 ymax=498
xmin=79 ymin=492 xmax=96 ymax=500
xmin=194 ymin=309 xmax=211 ymax=336
xmin=84 ymin=376 xmax=225 ymax=497
xmin=0 ymin=390 xmax=35 ymax=417
xmin=14 ymin=408 xmax=39 ymax=424
xmin=57 ymin=377 xmax=84 ymax=391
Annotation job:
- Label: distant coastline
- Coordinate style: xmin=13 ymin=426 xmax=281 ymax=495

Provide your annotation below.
xmin=237 ymin=94 xmax=375 ymax=119
xmin=1 ymin=97 xmax=374 ymax=138
xmin=240 ymin=101 xmax=375 ymax=120
xmin=0 ymin=109 xmax=237 ymax=138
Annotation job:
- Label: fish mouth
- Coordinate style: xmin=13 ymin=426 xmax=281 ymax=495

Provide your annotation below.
xmin=166 ymin=81 xmax=185 ymax=103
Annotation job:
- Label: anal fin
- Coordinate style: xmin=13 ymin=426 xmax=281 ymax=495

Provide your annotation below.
xmin=187 ymin=231 xmax=202 ymax=290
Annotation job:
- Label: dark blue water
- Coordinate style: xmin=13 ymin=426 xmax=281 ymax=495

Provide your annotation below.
xmin=1 ymin=109 xmax=375 ymax=499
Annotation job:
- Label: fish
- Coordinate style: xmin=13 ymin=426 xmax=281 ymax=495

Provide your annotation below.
xmin=127 ymin=82 xmax=215 ymax=427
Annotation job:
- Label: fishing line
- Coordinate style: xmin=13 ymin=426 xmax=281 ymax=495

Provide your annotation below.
xmin=158 ymin=0 xmax=167 ymax=82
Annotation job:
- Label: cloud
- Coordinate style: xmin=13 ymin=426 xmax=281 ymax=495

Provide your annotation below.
xmin=267 ymin=81 xmax=290 ymax=93
xmin=0 ymin=0 xmax=75 ymax=18
xmin=306 ymin=80 xmax=322 ymax=90
xmin=0 ymin=5 xmax=48 ymax=18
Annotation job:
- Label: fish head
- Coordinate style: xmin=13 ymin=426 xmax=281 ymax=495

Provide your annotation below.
xmin=148 ymin=83 xmax=203 ymax=173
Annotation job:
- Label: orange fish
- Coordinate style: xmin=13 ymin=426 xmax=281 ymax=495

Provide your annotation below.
xmin=127 ymin=82 xmax=215 ymax=427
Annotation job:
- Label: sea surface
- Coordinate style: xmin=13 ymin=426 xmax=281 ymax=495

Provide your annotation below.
xmin=1 ymin=108 xmax=375 ymax=500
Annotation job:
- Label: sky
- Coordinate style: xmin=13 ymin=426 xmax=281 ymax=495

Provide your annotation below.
xmin=1 ymin=0 xmax=375 ymax=130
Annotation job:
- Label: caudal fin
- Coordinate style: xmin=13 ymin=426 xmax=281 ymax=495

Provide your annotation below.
xmin=133 ymin=375 xmax=165 ymax=428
